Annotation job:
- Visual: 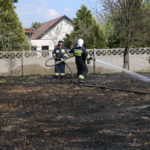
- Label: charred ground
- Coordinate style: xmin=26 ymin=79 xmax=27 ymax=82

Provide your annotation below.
xmin=0 ymin=73 xmax=150 ymax=150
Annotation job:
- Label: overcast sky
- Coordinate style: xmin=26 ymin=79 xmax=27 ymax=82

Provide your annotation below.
xmin=15 ymin=0 xmax=94 ymax=28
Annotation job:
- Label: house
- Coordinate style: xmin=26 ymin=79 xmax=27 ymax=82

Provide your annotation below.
xmin=24 ymin=28 xmax=34 ymax=42
xmin=30 ymin=15 xmax=74 ymax=51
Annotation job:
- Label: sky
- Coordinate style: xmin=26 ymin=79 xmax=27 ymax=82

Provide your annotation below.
xmin=15 ymin=0 xmax=94 ymax=28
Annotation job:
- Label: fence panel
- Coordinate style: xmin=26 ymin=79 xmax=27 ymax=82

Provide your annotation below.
xmin=0 ymin=48 xmax=149 ymax=76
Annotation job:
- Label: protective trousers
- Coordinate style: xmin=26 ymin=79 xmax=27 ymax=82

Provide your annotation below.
xmin=76 ymin=60 xmax=88 ymax=79
xmin=55 ymin=62 xmax=65 ymax=76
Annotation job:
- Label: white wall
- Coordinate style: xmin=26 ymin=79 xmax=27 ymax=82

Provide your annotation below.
xmin=31 ymin=40 xmax=53 ymax=51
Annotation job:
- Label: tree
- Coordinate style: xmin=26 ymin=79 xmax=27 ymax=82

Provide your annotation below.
xmin=12 ymin=0 xmax=18 ymax=2
xmin=0 ymin=0 xmax=30 ymax=51
xmin=31 ymin=22 xmax=41 ymax=30
xmin=96 ymin=0 xmax=144 ymax=70
xmin=98 ymin=0 xmax=150 ymax=48
xmin=136 ymin=1 xmax=150 ymax=47
xmin=64 ymin=5 xmax=106 ymax=49
xmin=102 ymin=18 xmax=124 ymax=48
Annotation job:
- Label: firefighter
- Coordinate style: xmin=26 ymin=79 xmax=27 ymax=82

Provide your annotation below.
xmin=69 ymin=39 xmax=90 ymax=83
xmin=52 ymin=40 xmax=68 ymax=79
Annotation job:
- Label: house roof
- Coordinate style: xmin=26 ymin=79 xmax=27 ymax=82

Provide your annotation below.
xmin=31 ymin=15 xmax=72 ymax=40
xmin=24 ymin=28 xmax=34 ymax=33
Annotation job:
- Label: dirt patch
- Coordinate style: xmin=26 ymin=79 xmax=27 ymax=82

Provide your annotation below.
xmin=0 ymin=73 xmax=150 ymax=150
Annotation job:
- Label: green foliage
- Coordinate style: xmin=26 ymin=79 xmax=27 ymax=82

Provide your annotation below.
xmin=64 ymin=5 xmax=106 ymax=49
xmin=135 ymin=1 xmax=150 ymax=47
xmin=107 ymin=33 xmax=124 ymax=48
xmin=0 ymin=0 xmax=30 ymax=51
xmin=31 ymin=22 xmax=41 ymax=30
xmin=12 ymin=0 xmax=18 ymax=2
xmin=103 ymin=17 xmax=124 ymax=48
xmin=104 ymin=0 xmax=150 ymax=48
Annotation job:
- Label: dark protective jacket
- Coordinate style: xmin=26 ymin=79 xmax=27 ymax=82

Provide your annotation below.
xmin=69 ymin=46 xmax=88 ymax=63
xmin=69 ymin=46 xmax=89 ymax=77
xmin=52 ymin=46 xmax=68 ymax=61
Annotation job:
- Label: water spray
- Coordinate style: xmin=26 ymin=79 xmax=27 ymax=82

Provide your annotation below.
xmin=96 ymin=59 xmax=150 ymax=82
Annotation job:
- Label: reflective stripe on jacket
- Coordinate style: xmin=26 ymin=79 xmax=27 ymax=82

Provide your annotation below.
xmin=53 ymin=46 xmax=68 ymax=61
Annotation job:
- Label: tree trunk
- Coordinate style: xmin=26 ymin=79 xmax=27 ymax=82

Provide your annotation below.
xmin=123 ymin=46 xmax=130 ymax=70
xmin=122 ymin=45 xmax=130 ymax=77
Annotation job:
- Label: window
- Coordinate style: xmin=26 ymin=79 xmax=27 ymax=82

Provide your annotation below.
xmin=31 ymin=46 xmax=37 ymax=51
xmin=42 ymin=46 xmax=49 ymax=50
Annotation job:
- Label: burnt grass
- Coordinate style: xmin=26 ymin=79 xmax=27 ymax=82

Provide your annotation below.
xmin=0 ymin=73 xmax=150 ymax=150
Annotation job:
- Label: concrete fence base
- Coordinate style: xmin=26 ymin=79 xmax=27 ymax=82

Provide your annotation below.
xmin=0 ymin=48 xmax=149 ymax=76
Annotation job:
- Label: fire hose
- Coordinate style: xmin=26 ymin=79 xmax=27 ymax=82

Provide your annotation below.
xmin=45 ymin=57 xmax=150 ymax=94
xmin=79 ymin=83 xmax=150 ymax=95
xmin=45 ymin=55 xmax=74 ymax=78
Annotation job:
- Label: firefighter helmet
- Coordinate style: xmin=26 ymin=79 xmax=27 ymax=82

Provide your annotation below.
xmin=77 ymin=39 xmax=84 ymax=47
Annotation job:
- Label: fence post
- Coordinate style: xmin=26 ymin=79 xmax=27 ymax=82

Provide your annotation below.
xmin=10 ymin=57 xmax=13 ymax=76
xmin=93 ymin=48 xmax=96 ymax=73
xmin=21 ymin=51 xmax=24 ymax=76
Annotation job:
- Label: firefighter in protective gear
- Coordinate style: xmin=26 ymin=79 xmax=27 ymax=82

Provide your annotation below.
xmin=52 ymin=40 xmax=68 ymax=79
xmin=69 ymin=39 xmax=90 ymax=82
